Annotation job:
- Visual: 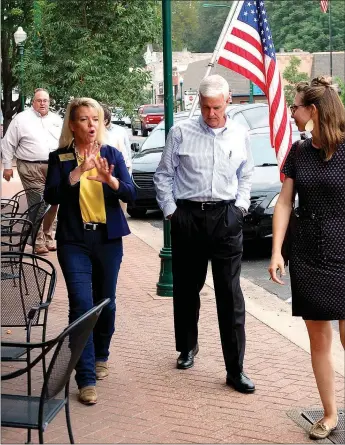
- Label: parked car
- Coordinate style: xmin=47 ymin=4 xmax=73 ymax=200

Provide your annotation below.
xmin=111 ymin=107 xmax=131 ymax=127
xmin=128 ymin=104 xmax=302 ymax=240
xmin=131 ymin=104 xmax=165 ymax=137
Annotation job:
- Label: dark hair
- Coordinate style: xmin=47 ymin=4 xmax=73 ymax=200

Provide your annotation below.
xmin=296 ymin=76 xmax=345 ymax=160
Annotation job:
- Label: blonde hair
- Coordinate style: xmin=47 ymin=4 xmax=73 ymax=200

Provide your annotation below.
xmin=296 ymin=76 xmax=345 ymax=160
xmin=59 ymin=97 xmax=106 ymax=148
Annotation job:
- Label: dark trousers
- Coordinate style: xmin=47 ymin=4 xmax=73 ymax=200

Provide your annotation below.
xmin=57 ymin=228 xmax=123 ymax=388
xmin=171 ymin=202 xmax=246 ymax=375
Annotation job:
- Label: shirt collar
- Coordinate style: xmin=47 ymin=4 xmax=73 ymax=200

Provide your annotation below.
xmin=31 ymin=106 xmax=49 ymax=118
xmin=198 ymin=114 xmax=232 ymax=134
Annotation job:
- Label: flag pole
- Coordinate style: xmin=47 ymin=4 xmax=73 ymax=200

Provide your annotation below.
xmin=329 ymin=0 xmax=332 ymax=76
xmin=188 ymin=0 xmax=241 ymax=117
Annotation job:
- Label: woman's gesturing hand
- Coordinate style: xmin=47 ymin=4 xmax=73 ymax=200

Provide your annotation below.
xmin=268 ymin=253 xmax=286 ymax=285
xmin=87 ymin=157 xmax=119 ymax=190
xmin=79 ymin=142 xmax=100 ymax=173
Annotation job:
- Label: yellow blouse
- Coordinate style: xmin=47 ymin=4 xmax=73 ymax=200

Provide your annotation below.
xmin=77 ymin=153 xmax=106 ymax=223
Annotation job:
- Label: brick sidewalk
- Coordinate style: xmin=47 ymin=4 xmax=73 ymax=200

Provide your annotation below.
xmin=1 ymin=233 xmax=344 ymax=444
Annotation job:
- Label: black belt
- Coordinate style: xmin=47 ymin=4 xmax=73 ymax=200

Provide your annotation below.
xmin=176 ymin=199 xmax=235 ymax=211
xmin=83 ymin=222 xmax=106 ymax=231
xmin=18 ymin=159 xmax=49 ymax=164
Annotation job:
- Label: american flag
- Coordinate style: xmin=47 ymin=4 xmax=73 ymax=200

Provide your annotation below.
xmin=320 ymin=0 xmax=328 ymax=13
xmin=217 ymin=0 xmax=291 ymax=173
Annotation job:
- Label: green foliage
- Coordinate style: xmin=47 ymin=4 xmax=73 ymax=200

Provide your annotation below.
xmin=283 ymin=56 xmax=309 ymax=105
xmin=23 ymin=0 xmax=161 ymax=115
xmin=2 ymin=0 xmax=161 ymax=130
xmin=1 ymin=0 xmax=34 ymax=130
xmin=192 ymin=0 xmax=232 ymax=53
xmin=265 ymin=0 xmax=345 ymax=53
xmin=170 ymin=0 xmax=345 ymax=54
xmin=334 ymin=76 xmax=345 ymax=106
xmin=171 ymin=1 xmax=200 ymax=51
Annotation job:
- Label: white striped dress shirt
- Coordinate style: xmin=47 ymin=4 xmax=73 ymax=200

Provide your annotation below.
xmin=153 ymin=116 xmax=254 ymax=218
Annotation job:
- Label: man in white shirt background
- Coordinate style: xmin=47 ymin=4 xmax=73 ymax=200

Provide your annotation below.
xmin=102 ymin=104 xmax=132 ymax=174
xmin=2 ymin=88 xmax=63 ymax=255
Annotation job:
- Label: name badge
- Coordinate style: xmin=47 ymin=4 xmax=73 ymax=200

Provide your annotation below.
xmin=59 ymin=153 xmax=75 ymax=162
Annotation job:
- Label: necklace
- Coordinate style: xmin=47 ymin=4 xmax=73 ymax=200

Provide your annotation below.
xmin=73 ymin=140 xmax=100 ymax=162
xmin=72 ymin=141 xmax=85 ymax=162
xmin=75 ymin=151 xmax=84 ymax=162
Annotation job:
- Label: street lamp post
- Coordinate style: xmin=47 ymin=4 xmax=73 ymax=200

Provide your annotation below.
xmin=156 ymin=0 xmax=174 ymax=297
xmin=179 ymin=77 xmax=184 ymax=111
xmin=14 ymin=26 xmax=27 ymax=112
xmin=151 ymin=84 xmax=154 ymax=104
xmin=249 ymin=80 xmax=254 ymax=104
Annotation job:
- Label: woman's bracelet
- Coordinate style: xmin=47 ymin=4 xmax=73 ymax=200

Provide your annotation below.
xmin=69 ymin=169 xmax=80 ymax=185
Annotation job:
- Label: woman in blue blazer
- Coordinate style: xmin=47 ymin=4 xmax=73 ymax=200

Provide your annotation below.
xmin=44 ymin=97 xmax=136 ymax=405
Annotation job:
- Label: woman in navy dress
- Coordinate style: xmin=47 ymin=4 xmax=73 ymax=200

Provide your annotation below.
xmin=268 ymin=77 xmax=345 ymax=440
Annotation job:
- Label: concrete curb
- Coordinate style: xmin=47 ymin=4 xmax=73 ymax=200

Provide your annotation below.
xmin=128 ymin=218 xmax=344 ymax=376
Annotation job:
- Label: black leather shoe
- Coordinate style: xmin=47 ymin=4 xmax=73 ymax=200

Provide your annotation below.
xmin=176 ymin=344 xmax=199 ymax=369
xmin=226 ymin=372 xmax=255 ymax=393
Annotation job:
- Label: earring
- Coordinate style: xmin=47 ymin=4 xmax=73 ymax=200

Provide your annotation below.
xmin=305 ymin=119 xmax=314 ymax=132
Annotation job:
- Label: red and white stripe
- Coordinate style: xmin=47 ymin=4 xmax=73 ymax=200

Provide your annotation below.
xmin=217 ymin=1 xmax=291 ymax=174
xmin=320 ymin=0 xmax=328 ymax=13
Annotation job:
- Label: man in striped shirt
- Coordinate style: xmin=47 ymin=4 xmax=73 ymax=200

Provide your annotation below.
xmin=154 ymin=74 xmax=255 ymax=393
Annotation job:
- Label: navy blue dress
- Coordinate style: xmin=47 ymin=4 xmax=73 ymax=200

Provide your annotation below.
xmin=282 ymin=138 xmax=345 ymax=320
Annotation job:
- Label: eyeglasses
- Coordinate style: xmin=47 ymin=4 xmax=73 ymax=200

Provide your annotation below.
xmin=290 ymin=104 xmax=305 ymax=114
xmin=35 ymin=99 xmax=49 ymax=104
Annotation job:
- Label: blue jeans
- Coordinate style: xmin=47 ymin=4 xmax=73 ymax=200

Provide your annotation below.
xmin=57 ymin=228 xmax=123 ymax=388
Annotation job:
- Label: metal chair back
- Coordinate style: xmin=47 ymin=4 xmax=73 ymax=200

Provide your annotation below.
xmin=9 ymin=188 xmax=42 ymax=215
xmin=1 ymin=198 xmax=19 ymax=217
xmin=1 ymin=299 xmax=110 ymax=444
xmin=1 ymin=252 xmax=56 ymax=330
xmin=42 ymin=299 xmax=110 ymax=400
xmin=1 ymin=217 xmax=33 ymax=253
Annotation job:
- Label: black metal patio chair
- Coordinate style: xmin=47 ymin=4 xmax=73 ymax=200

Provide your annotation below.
xmin=4 ymin=188 xmax=42 ymax=215
xmin=1 ymin=217 xmax=33 ymax=253
xmin=1 ymin=252 xmax=57 ymax=368
xmin=1 ymin=299 xmax=110 ymax=444
xmin=1 ymin=251 xmax=57 ymax=443
xmin=1 ymin=197 xmax=19 ymax=217
xmin=2 ymin=199 xmax=49 ymax=254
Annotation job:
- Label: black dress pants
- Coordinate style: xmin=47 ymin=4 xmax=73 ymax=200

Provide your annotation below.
xmin=170 ymin=201 xmax=246 ymax=375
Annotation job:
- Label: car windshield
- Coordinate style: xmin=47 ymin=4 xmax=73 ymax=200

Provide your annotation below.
xmin=250 ymin=133 xmax=301 ymax=166
xmin=241 ymin=106 xmax=269 ymax=129
xmin=140 ymin=126 xmax=166 ymax=151
xmin=140 ymin=114 xmax=197 ymax=151
xmin=143 ymin=106 xmax=164 ymax=114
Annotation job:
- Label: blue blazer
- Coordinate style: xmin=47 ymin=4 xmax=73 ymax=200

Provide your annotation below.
xmin=44 ymin=144 xmax=136 ymax=243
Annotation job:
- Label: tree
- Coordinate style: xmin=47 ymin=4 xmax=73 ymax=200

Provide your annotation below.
xmin=1 ymin=0 xmax=34 ymax=133
xmin=193 ymin=1 xmax=232 ymax=53
xmin=265 ymin=0 xmax=344 ymax=53
xmin=178 ymin=1 xmax=345 ymax=55
xmin=283 ymin=56 xmax=309 ymax=105
xmin=171 ymin=1 xmax=200 ymax=51
xmin=334 ymin=76 xmax=345 ymax=106
xmin=1 ymin=0 xmax=161 ymax=132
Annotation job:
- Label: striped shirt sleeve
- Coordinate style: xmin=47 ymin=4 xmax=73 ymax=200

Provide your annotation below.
xmin=153 ymin=125 xmax=182 ymax=218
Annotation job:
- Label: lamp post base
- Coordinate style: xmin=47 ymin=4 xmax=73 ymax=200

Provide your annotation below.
xmin=156 ymin=246 xmax=173 ymax=297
